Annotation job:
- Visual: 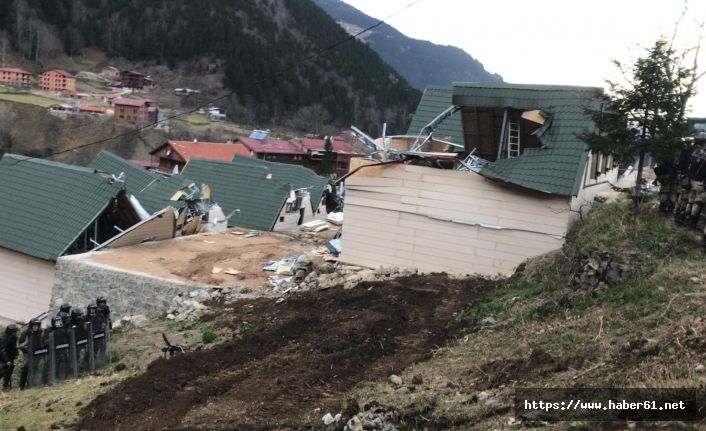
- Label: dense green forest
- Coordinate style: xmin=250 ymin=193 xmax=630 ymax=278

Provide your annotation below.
xmin=0 ymin=0 xmax=420 ymax=134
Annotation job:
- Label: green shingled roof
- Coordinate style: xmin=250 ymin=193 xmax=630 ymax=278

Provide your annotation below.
xmin=89 ymin=150 xmax=195 ymax=214
xmin=90 ymin=150 xmax=161 ymax=197
xmin=232 ymin=155 xmax=330 ymax=212
xmin=452 ymin=82 xmax=603 ymax=196
xmin=182 ymin=158 xmax=292 ymax=230
xmin=136 ymin=175 xmax=195 ymax=214
xmin=0 ymin=154 xmax=121 ymax=260
xmin=406 ymin=86 xmax=464 ymax=144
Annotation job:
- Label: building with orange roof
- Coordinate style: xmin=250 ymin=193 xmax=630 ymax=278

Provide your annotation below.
xmin=149 ymin=139 xmax=253 ymax=174
xmin=0 ymin=67 xmax=32 ymax=86
xmin=40 ymin=68 xmax=76 ymax=92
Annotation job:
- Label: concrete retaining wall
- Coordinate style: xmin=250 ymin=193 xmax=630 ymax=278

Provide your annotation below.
xmin=52 ymin=254 xmax=216 ymax=319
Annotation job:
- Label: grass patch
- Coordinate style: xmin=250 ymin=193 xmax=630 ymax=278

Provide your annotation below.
xmin=201 ymin=329 xmax=217 ymax=344
xmin=0 ymin=92 xmax=62 ymax=108
xmin=0 ymin=373 xmax=132 ymax=430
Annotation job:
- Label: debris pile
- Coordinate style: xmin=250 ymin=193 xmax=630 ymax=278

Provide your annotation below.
xmin=265 ymin=247 xmax=416 ymax=293
xmin=571 ymin=250 xmax=634 ymax=292
xmin=344 ymin=402 xmax=399 ymax=431
xmin=167 ymin=288 xmax=221 ymax=321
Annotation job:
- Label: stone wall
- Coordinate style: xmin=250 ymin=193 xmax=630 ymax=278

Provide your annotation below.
xmin=52 ymin=255 xmax=221 ymax=319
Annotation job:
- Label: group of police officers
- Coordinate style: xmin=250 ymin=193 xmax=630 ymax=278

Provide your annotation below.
xmin=0 ymin=297 xmax=111 ymax=390
xmin=653 ymin=139 xmax=706 ymax=248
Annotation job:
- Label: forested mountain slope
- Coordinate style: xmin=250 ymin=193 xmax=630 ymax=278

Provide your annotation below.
xmin=0 ymin=0 xmax=420 ymax=134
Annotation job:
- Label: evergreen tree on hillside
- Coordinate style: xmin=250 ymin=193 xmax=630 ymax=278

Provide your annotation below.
xmin=581 ymin=38 xmax=702 ymax=212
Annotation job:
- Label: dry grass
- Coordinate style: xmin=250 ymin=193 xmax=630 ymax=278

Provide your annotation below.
xmin=0 ymin=372 xmax=133 ymax=430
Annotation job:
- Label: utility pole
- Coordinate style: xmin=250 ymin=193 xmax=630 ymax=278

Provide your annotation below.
xmin=2 ymin=39 xmax=6 ymax=67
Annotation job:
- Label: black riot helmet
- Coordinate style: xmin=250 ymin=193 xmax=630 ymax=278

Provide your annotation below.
xmin=29 ymin=318 xmax=42 ymax=332
xmin=96 ymin=297 xmax=108 ymax=308
xmin=5 ymin=323 xmax=19 ymax=335
xmin=51 ymin=315 xmax=65 ymax=330
xmin=59 ymin=303 xmax=72 ymax=314
xmin=70 ymin=308 xmax=84 ymax=322
xmin=87 ymin=302 xmax=98 ymax=317
xmin=58 ymin=311 xmax=70 ymax=325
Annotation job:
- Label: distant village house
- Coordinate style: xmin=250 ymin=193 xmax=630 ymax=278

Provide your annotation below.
xmin=297 ymin=137 xmax=366 ymax=176
xmin=149 ymin=139 xmax=253 ymax=174
xmin=235 ymin=135 xmax=307 ymax=165
xmin=0 ymin=67 xmax=31 ymax=86
xmin=40 ymin=68 xmax=76 ymax=92
xmin=113 ymin=97 xmax=158 ymax=124
xmin=100 ymin=66 xmax=120 ymax=78
xmin=120 ymin=70 xmax=149 ymax=89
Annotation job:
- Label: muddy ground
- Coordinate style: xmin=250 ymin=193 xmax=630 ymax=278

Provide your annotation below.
xmin=77 ymin=274 xmax=496 ymax=430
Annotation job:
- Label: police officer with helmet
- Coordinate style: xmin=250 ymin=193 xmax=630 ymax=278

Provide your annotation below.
xmin=1 ymin=323 xmax=19 ymax=390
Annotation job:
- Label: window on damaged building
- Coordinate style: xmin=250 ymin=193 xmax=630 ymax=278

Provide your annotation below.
xmin=588 ymin=152 xmax=611 ymax=180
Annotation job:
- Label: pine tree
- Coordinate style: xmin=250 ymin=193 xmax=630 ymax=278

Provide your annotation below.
xmin=581 ymin=38 xmax=702 ymax=212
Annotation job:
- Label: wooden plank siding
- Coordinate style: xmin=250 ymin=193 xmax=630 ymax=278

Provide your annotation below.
xmin=0 ymin=247 xmax=55 ymax=322
xmin=340 ymin=164 xmax=570 ymax=276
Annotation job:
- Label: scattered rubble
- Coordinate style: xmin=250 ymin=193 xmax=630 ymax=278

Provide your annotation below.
xmin=572 ymin=250 xmax=635 ymax=292
xmin=167 ymin=289 xmax=219 ymax=321
xmin=119 ymin=314 xmax=149 ymax=328
xmin=265 ymin=247 xmax=416 ymax=294
xmin=344 ymin=403 xmax=399 ymax=431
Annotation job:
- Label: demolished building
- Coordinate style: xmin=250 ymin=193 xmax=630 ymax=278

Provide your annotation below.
xmin=182 ymin=156 xmax=331 ymax=230
xmin=340 ymin=83 xmax=624 ymax=276
xmin=0 ymin=155 xmax=141 ymax=322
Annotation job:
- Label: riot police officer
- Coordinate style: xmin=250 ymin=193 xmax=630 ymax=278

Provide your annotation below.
xmin=96 ymin=297 xmax=112 ymax=330
xmin=684 ymin=144 xmax=706 ymax=228
xmin=1 ymin=323 xmax=19 ymax=390
xmin=87 ymin=303 xmax=107 ymax=362
xmin=50 ymin=313 xmax=72 ymax=380
xmin=70 ymin=308 xmax=90 ymax=370
xmin=653 ymin=158 xmax=678 ymax=215
xmin=19 ymin=318 xmax=47 ymax=389
xmin=58 ymin=303 xmax=71 ymax=316
xmin=674 ymin=145 xmax=696 ymax=224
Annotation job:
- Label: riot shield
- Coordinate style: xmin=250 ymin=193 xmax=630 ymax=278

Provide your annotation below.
xmin=25 ymin=332 xmax=49 ymax=388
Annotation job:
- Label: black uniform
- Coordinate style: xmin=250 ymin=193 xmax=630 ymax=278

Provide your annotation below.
xmin=96 ymin=297 xmax=112 ymax=330
xmin=50 ymin=314 xmax=72 ymax=380
xmin=70 ymin=309 xmax=90 ymax=371
xmin=675 ymin=147 xmax=695 ymax=223
xmin=0 ymin=325 xmax=19 ymax=389
xmin=19 ymin=323 xmax=48 ymax=389
xmin=653 ymin=160 xmax=678 ymax=214
xmin=87 ymin=304 xmax=107 ymax=362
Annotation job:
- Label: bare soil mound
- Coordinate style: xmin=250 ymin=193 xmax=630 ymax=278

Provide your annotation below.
xmin=77 ymin=274 xmax=496 ymax=430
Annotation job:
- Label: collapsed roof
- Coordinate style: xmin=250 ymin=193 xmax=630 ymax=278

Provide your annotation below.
xmin=182 ymin=159 xmax=294 ymax=230
xmin=407 ymin=83 xmax=602 ymax=196
xmin=90 ymin=150 xmax=194 ymax=214
xmin=0 ymin=154 xmax=129 ymax=260
xmin=232 ymin=154 xmax=330 ymax=212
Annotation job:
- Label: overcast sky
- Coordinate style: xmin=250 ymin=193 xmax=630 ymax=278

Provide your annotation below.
xmin=341 ymin=0 xmax=706 ymax=116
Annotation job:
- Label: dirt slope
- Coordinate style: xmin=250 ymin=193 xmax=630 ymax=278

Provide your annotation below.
xmin=77 ymin=274 xmax=496 ymax=430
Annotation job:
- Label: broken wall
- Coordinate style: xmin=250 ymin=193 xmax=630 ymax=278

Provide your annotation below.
xmin=340 ymin=163 xmax=570 ymax=275
xmin=0 ymin=247 xmax=55 ymax=322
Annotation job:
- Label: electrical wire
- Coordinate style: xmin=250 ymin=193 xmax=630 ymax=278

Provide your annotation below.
xmin=6 ymin=0 xmax=424 ymax=166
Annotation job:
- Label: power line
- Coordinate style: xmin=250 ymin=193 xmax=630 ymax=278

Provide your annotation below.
xmin=7 ymin=0 xmax=423 ymax=166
